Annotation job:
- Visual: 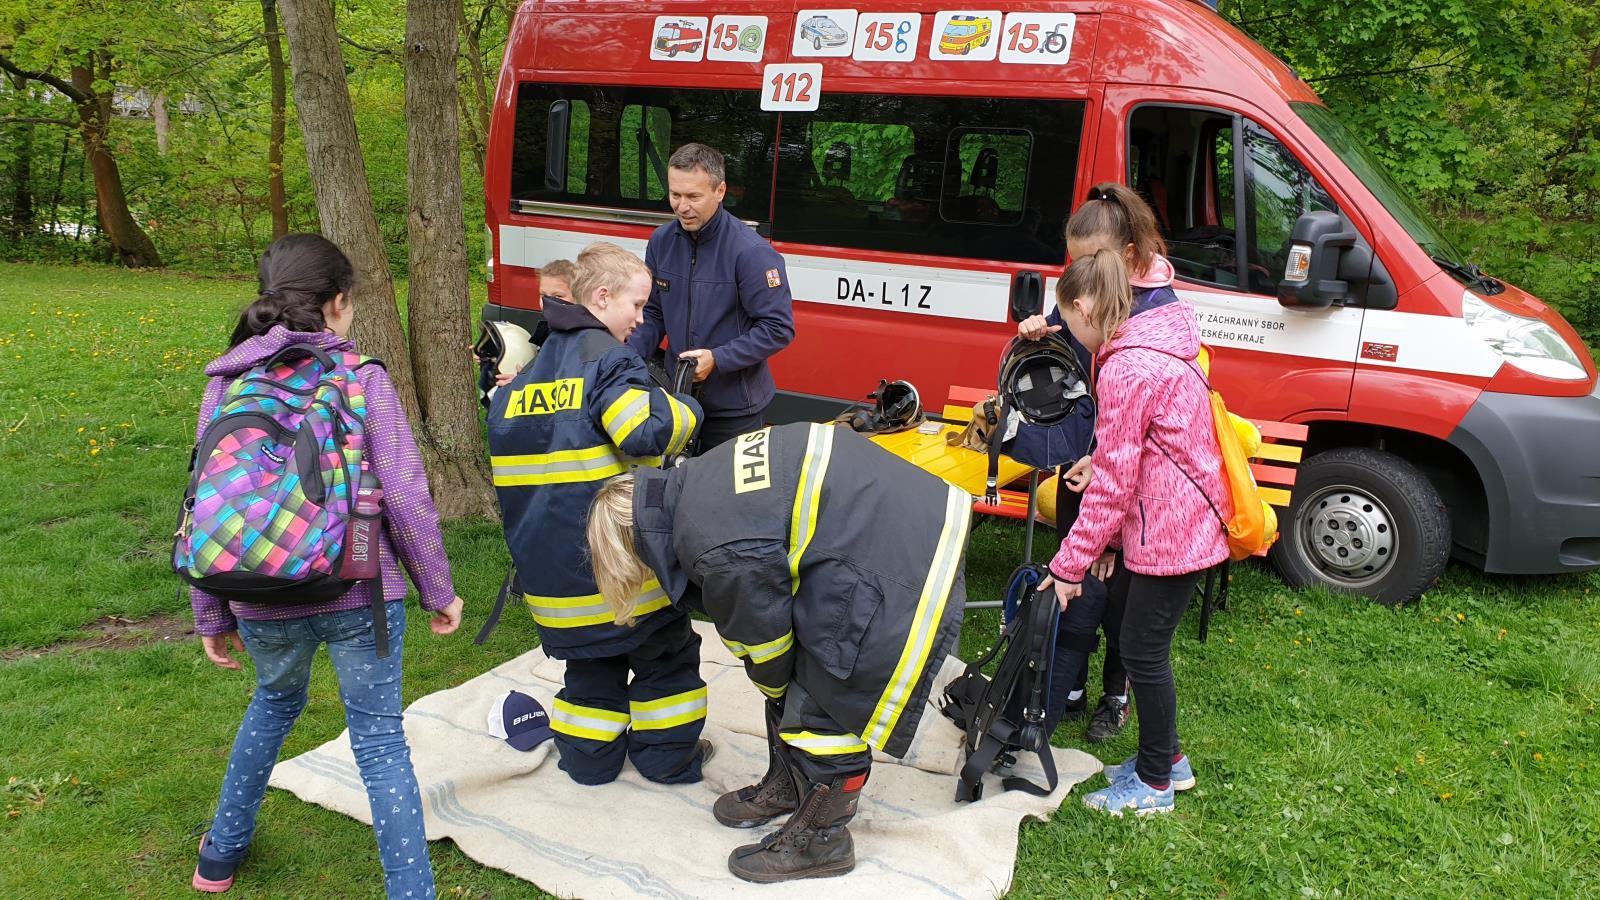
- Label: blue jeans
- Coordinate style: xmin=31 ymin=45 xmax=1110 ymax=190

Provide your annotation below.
xmin=207 ymin=601 xmax=434 ymax=900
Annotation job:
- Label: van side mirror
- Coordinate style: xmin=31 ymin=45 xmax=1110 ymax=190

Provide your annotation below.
xmin=544 ymin=101 xmax=570 ymax=193
xmin=1010 ymin=271 xmax=1043 ymax=322
xmin=1278 ymin=212 xmax=1356 ymax=309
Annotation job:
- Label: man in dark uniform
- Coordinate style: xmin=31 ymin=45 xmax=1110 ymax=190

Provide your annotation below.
xmin=628 ymin=143 xmax=795 ymax=452
xmin=585 ymin=423 xmax=971 ymax=882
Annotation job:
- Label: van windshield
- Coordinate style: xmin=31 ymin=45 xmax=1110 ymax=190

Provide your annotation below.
xmin=1292 ymin=102 xmax=1467 ymax=266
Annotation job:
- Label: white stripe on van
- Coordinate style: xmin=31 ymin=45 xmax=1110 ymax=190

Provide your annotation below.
xmin=500 ymin=223 xmax=1504 ymax=379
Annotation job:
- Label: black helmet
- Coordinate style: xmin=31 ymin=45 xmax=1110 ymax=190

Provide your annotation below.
xmin=836 ymin=379 xmax=924 ymax=434
xmin=997 ymin=333 xmax=1092 ymax=426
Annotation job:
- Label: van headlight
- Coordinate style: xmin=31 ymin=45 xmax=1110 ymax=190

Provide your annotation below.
xmin=1462 ymin=292 xmax=1588 ymax=381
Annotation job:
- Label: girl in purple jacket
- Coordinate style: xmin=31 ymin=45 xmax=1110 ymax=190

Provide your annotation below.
xmin=189 ymin=234 xmax=464 ymax=897
xmin=1043 ymin=248 xmax=1229 ymax=817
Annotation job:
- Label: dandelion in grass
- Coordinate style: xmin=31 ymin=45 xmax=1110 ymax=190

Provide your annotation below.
xmin=1533 ymin=752 xmax=1544 ymax=762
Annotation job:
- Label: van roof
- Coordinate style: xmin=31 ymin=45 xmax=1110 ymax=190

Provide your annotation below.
xmin=512 ymin=0 xmax=1321 ymax=111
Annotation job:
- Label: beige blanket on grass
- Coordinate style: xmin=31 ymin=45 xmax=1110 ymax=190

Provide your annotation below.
xmin=271 ymin=622 xmax=1100 ymax=899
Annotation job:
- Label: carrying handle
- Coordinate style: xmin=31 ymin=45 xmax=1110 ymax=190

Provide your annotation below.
xmin=261 ymin=342 xmax=338 ymax=373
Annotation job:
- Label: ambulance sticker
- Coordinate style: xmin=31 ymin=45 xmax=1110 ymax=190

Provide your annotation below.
xmin=793 ymin=9 xmax=858 ymax=58
xmin=853 ymin=13 xmax=920 ymax=62
xmin=997 ymin=12 xmax=1075 ymax=65
xmin=766 ymin=268 xmax=782 ymax=288
xmin=930 ymin=10 xmax=1002 ymax=62
xmin=707 ymin=16 xmax=767 ymax=62
xmin=650 ymin=16 xmax=708 ymax=62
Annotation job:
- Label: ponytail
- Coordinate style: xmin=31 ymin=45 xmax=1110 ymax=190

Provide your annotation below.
xmin=1058 ymin=249 xmax=1134 ymax=343
xmin=1065 ymin=182 xmax=1166 ymax=277
xmin=229 ymin=233 xmax=355 ymax=349
xmin=586 ymin=474 xmax=653 ymax=626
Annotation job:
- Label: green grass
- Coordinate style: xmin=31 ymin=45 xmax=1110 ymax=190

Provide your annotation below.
xmin=3 ymin=261 xmax=1599 ymax=898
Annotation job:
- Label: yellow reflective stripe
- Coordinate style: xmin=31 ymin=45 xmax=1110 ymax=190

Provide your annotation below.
xmin=550 ymin=698 xmax=629 ymax=742
xmin=754 ymin=680 xmax=788 ymax=699
xmin=787 ymin=423 xmax=835 ymax=593
xmin=491 ymin=444 xmax=628 ymax=486
xmin=779 ymin=730 xmax=869 ymax=756
xmin=863 ymin=484 xmax=970 ymax=750
xmin=526 ymin=580 xmax=667 ymax=628
xmin=665 ymin=393 xmax=698 ymax=456
xmin=721 ymin=631 xmax=793 ymax=666
xmin=602 ymin=388 xmax=651 ymax=446
xmin=629 ymin=686 xmax=708 ymax=731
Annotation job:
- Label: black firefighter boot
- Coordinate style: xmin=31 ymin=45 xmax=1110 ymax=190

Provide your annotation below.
xmin=712 ymin=735 xmax=800 ymax=828
xmin=727 ymin=772 xmax=867 ymax=883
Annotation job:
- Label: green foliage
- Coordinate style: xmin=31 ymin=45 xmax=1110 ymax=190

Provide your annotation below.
xmin=3 ymin=773 xmax=100 ymax=819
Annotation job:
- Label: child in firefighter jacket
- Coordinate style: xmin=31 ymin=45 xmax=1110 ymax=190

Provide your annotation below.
xmin=487 ymin=242 xmax=708 ymax=786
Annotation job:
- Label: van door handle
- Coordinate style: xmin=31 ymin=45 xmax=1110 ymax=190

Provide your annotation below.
xmin=1010 ymin=271 xmax=1043 ymax=322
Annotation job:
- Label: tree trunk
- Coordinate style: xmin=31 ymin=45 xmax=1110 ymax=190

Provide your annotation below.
xmin=70 ymin=60 xmax=162 ymax=267
xmin=263 ymin=0 xmax=290 ymax=240
xmin=456 ymin=0 xmax=495 ymax=179
xmin=6 ymin=76 xmax=34 ymax=241
xmin=406 ymin=0 xmax=495 ymax=519
xmin=150 ymin=93 xmax=171 ymax=154
xmin=277 ymin=0 xmax=417 ymax=418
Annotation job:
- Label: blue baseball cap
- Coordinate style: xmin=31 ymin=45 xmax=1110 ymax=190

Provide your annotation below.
xmin=486 ymin=690 xmax=554 ymax=751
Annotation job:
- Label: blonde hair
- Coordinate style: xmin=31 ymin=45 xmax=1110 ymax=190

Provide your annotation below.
xmin=1066 ymin=182 xmax=1167 ymax=277
xmin=1057 ymin=249 xmax=1134 ymax=344
xmin=571 ymin=242 xmax=649 ymax=311
xmin=586 ymin=474 xmax=652 ymax=625
xmin=540 ymin=258 xmax=577 ymax=284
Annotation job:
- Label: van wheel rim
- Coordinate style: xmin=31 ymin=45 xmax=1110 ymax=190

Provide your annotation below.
xmin=1297 ymin=484 xmax=1397 ymax=587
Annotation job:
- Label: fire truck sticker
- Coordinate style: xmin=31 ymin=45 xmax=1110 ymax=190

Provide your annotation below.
xmin=930 ymin=11 xmax=1002 ymax=62
xmin=708 ymin=16 xmax=768 ymax=62
xmin=650 ymin=16 xmax=708 ymax=62
xmin=997 ymin=12 xmax=1075 ymax=65
xmin=793 ymin=9 xmax=858 ymax=58
xmin=853 ymin=13 xmax=920 ymax=62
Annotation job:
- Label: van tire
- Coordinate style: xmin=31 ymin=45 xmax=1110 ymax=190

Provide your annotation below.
xmin=1269 ymin=447 xmax=1450 ymax=606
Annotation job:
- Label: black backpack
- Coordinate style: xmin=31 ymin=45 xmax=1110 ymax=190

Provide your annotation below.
xmin=940 ymin=563 xmax=1060 ymax=801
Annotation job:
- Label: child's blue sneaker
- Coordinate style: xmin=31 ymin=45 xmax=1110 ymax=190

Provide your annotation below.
xmin=192 ymin=830 xmax=245 ymax=893
xmin=1102 ymin=754 xmax=1196 ymax=791
xmin=1082 ymin=772 xmax=1175 ymax=816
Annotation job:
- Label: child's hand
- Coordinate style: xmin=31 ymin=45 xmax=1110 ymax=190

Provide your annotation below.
xmin=430 ymin=597 xmax=465 ymax=635
xmin=1018 ymin=315 xmax=1061 ymax=341
xmin=494 ymin=371 xmax=517 ymax=388
xmin=201 ymin=632 xmax=245 ymax=670
xmin=1063 ymin=455 xmax=1093 ymax=492
xmin=1090 ymin=552 xmax=1116 ymax=582
xmin=1037 ymin=575 xmax=1082 ymax=610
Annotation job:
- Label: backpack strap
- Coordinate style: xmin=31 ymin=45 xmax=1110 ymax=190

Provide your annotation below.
xmin=262 ymin=342 xmax=338 ymax=372
xmin=475 ymin=563 xmax=519 ymax=646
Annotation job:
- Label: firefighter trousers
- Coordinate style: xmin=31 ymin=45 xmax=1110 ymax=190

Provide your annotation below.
xmin=774 ymin=681 xmax=871 ymax=784
xmin=550 ymin=614 xmax=708 ymax=786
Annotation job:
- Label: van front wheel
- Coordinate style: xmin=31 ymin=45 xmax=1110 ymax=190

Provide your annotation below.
xmin=1269 ymin=447 xmax=1450 ymax=606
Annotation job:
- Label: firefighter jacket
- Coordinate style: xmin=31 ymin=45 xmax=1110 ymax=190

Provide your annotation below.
xmin=630 ymin=422 xmax=971 ymax=759
xmin=626 ymin=206 xmax=795 ymax=418
xmin=488 ymin=300 xmax=702 ymax=659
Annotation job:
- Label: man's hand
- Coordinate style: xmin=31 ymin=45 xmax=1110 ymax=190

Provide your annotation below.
xmin=1063 ymin=455 xmax=1093 ymax=493
xmin=201 ymin=632 xmax=244 ymax=670
xmin=1037 ymin=575 xmax=1083 ymax=611
xmin=679 ymin=349 xmax=716 ymax=383
xmin=431 ymin=597 xmax=465 ymax=635
xmin=1018 ymin=314 xmax=1062 ymax=342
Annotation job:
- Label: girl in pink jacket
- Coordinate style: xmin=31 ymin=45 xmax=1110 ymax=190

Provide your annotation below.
xmin=1045 ymin=248 xmax=1229 ymax=817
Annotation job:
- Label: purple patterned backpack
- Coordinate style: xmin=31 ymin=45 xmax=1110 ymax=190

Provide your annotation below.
xmin=174 ymin=344 xmax=393 ymax=650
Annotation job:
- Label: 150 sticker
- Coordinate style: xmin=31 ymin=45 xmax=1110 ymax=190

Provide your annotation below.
xmin=997 ymin=13 xmax=1074 ymax=65
xmin=837 ymin=277 xmax=933 ymax=310
xmin=708 ymin=15 xmax=767 ymax=61
xmin=853 ymin=13 xmax=920 ymax=62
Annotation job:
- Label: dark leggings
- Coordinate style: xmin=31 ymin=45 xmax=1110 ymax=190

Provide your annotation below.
xmin=1119 ymin=569 xmax=1202 ymax=786
xmin=1054 ymin=468 xmax=1127 ymax=698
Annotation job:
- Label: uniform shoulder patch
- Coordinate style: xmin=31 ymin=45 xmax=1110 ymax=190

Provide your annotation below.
xmin=765 ymin=268 xmax=782 ymax=289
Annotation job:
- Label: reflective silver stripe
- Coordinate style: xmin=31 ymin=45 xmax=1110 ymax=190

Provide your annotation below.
xmin=779 ymin=730 xmax=869 ymax=755
xmin=629 ymin=687 xmax=709 ymax=731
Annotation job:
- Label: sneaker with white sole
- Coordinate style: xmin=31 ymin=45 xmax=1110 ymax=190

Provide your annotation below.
xmin=1102 ymin=754 xmax=1196 ymax=791
xmin=1082 ymin=771 xmax=1175 ymax=816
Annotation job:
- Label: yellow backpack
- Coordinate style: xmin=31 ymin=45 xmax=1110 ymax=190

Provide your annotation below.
xmin=1196 ymin=347 xmax=1279 ymax=560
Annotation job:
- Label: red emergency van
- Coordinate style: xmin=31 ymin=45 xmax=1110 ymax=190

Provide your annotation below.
xmin=482 ymin=0 xmax=1600 ymax=605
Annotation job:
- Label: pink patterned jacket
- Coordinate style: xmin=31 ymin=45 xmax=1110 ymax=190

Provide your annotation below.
xmin=1051 ymin=301 xmax=1230 ymax=582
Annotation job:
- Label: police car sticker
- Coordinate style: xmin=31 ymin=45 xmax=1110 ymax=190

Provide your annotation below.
xmin=929 ymin=10 xmax=1002 ymax=62
xmin=793 ymin=9 xmax=858 ymax=58
xmin=707 ymin=16 xmax=768 ymax=62
xmin=853 ymin=13 xmax=920 ymax=62
xmin=997 ymin=12 xmax=1074 ymax=65
xmin=649 ymin=16 xmax=708 ymax=62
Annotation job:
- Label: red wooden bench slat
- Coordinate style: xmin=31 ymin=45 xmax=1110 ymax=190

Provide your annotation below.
xmin=1250 ymin=419 xmax=1309 ymax=441
xmin=1251 ymin=462 xmax=1298 ymax=487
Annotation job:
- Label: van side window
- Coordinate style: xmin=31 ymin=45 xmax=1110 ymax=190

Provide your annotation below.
xmin=1128 ymin=105 xmax=1339 ymax=294
xmin=772 ymin=95 xmax=1082 ymax=265
xmin=510 ymin=84 xmax=776 ymax=220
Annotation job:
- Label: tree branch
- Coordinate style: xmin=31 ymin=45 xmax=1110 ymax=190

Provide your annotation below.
xmin=0 ymin=116 xmax=78 ymax=128
xmin=1304 ymin=58 xmax=1464 ymax=84
xmin=0 ymin=52 xmax=90 ymax=104
xmin=338 ymin=33 xmax=398 ymax=57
